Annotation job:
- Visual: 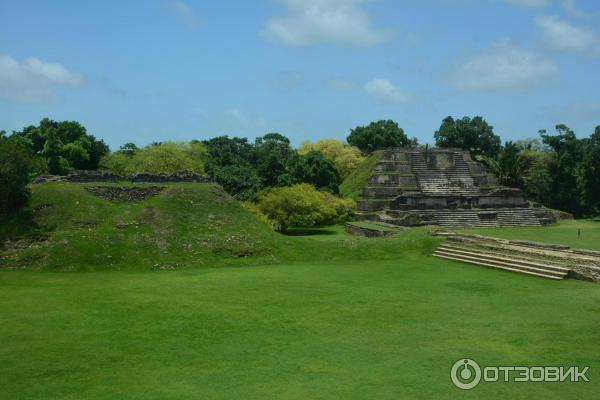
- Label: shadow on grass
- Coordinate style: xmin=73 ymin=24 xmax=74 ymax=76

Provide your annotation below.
xmin=0 ymin=209 xmax=48 ymax=244
xmin=282 ymin=228 xmax=339 ymax=236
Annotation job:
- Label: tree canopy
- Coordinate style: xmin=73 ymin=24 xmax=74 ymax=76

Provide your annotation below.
xmin=10 ymin=118 xmax=109 ymax=175
xmin=298 ymin=139 xmax=364 ymax=178
xmin=203 ymin=134 xmax=343 ymax=200
xmin=434 ymin=116 xmax=501 ymax=158
xmin=280 ymin=151 xmax=342 ymax=194
xmin=0 ymin=140 xmax=37 ymax=220
xmin=347 ymin=120 xmax=414 ymax=154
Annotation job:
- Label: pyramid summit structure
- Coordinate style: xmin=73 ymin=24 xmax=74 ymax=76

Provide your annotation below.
xmin=356 ymin=147 xmax=556 ymax=228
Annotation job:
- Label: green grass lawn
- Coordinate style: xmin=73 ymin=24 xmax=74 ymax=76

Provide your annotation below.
xmin=2 ymin=183 xmax=600 ymax=398
xmin=459 ymin=219 xmax=600 ymax=251
xmin=2 ymin=251 xmax=599 ymax=399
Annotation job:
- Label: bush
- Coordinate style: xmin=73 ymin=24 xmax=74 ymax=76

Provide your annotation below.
xmin=0 ymin=140 xmax=36 ymax=220
xmin=298 ymin=139 xmax=365 ymax=178
xmin=100 ymin=141 xmax=207 ymax=175
xmin=257 ymin=183 xmax=356 ymax=232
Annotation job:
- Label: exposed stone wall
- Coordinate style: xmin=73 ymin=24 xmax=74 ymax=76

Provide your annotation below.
xmin=345 ymin=223 xmax=398 ymax=237
xmin=33 ymin=170 xmax=211 ymax=184
xmin=85 ymin=186 xmax=165 ymax=201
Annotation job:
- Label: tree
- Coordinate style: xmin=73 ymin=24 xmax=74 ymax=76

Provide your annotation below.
xmin=434 ymin=116 xmax=501 ymax=158
xmin=483 ymin=141 xmax=524 ymax=187
xmin=539 ymin=124 xmax=584 ymax=215
xmin=41 ymin=128 xmax=70 ymax=175
xmin=203 ymin=136 xmax=262 ymax=200
xmin=257 ymin=183 xmax=355 ymax=232
xmin=119 ymin=143 xmax=139 ymax=156
xmin=578 ymin=126 xmax=600 ymax=216
xmin=347 ymin=120 xmax=414 ymax=154
xmin=254 ymin=133 xmax=293 ymax=187
xmin=210 ymin=164 xmax=263 ymax=201
xmin=280 ymin=151 xmax=342 ymax=194
xmin=0 ymin=141 xmax=36 ymax=220
xmin=10 ymin=118 xmax=109 ymax=173
xmin=298 ymin=139 xmax=365 ymax=178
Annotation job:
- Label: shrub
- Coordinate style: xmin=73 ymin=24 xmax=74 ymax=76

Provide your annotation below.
xmin=257 ymin=183 xmax=356 ymax=232
xmin=100 ymin=141 xmax=207 ymax=175
xmin=0 ymin=140 xmax=36 ymax=220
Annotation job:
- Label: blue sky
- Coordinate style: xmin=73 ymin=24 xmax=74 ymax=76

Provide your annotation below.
xmin=1 ymin=0 xmax=599 ymax=150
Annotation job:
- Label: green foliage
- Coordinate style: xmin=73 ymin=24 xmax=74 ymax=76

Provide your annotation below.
xmin=488 ymin=124 xmax=600 ymax=217
xmin=538 ymin=125 xmax=585 ymax=216
xmin=280 ymin=151 xmax=342 ymax=194
xmin=10 ymin=118 xmax=109 ymax=174
xmin=298 ymin=139 xmax=365 ymax=178
xmin=0 ymin=140 xmax=36 ymax=220
xmin=203 ymin=134 xmax=342 ymax=200
xmin=347 ymin=120 xmax=414 ymax=154
xmin=203 ymin=135 xmax=265 ymax=200
xmin=482 ymin=141 xmax=524 ymax=187
xmin=257 ymin=183 xmax=355 ymax=231
xmin=434 ymin=116 xmax=501 ymax=158
xmin=339 ymin=150 xmax=383 ymax=200
xmin=210 ymin=164 xmax=263 ymax=201
xmin=100 ymin=141 xmax=207 ymax=176
xmin=520 ymin=148 xmax=554 ymax=205
xmin=579 ymin=126 xmax=600 ymax=215
xmin=254 ymin=133 xmax=293 ymax=187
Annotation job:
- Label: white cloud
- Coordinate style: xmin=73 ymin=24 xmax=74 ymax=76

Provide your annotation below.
xmin=261 ymin=0 xmax=390 ymax=47
xmin=169 ymin=0 xmax=199 ymax=28
xmin=505 ymin=0 xmax=549 ymax=8
xmin=451 ymin=41 xmax=558 ymax=92
xmin=535 ymin=15 xmax=600 ymax=52
xmin=364 ymin=78 xmax=408 ymax=104
xmin=0 ymin=54 xmax=84 ymax=103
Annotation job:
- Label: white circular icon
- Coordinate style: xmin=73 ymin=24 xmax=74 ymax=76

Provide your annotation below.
xmin=451 ymin=358 xmax=482 ymax=390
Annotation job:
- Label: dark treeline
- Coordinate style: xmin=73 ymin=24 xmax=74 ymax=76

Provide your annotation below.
xmin=2 ymin=116 xmax=600 ymax=220
xmin=432 ymin=118 xmax=600 ymax=217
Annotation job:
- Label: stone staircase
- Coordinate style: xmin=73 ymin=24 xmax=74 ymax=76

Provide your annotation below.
xmin=496 ymin=209 xmax=541 ymax=227
xmin=433 ymin=243 xmax=570 ymax=279
xmin=408 ymin=152 xmax=478 ymax=195
xmin=431 ymin=232 xmax=600 ymax=281
xmin=384 ymin=208 xmax=542 ymax=228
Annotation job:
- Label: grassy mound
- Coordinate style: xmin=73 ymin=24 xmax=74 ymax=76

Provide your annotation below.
xmin=0 ymin=182 xmax=280 ymax=270
xmin=339 ymin=150 xmax=382 ymax=200
xmin=0 ymin=182 xmax=440 ymax=270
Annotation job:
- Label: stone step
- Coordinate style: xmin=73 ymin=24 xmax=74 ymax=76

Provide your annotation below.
xmin=437 ymin=244 xmax=570 ymax=274
xmin=433 ymin=250 xmax=566 ymax=279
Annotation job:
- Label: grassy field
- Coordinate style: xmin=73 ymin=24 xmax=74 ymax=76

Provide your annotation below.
xmin=460 ymin=219 xmax=600 ymax=251
xmin=1 ymin=183 xmax=600 ymax=398
xmin=2 ymin=248 xmax=599 ymax=399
